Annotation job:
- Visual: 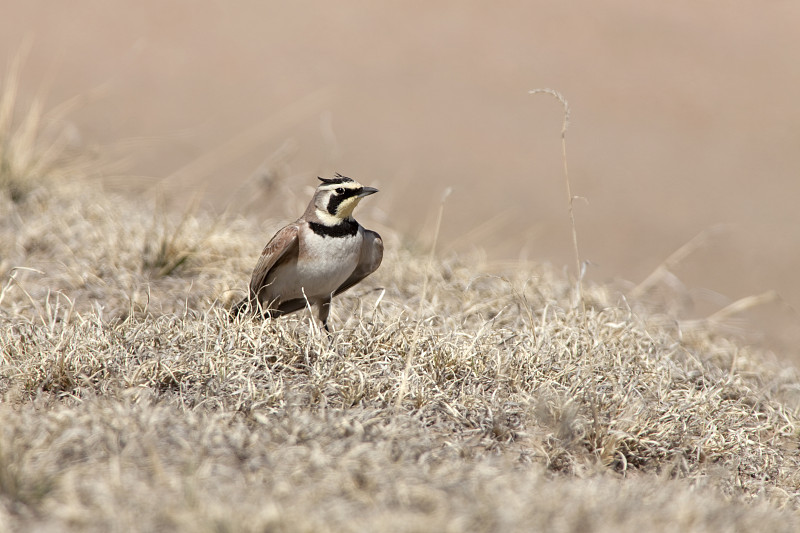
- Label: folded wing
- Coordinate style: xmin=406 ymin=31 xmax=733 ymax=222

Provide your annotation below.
xmin=334 ymin=230 xmax=383 ymax=297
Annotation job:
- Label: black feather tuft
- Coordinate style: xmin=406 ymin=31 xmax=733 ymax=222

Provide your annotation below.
xmin=318 ymin=174 xmax=354 ymax=185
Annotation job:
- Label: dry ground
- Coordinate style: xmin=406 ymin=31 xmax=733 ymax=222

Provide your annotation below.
xmin=1 ymin=91 xmax=800 ymax=532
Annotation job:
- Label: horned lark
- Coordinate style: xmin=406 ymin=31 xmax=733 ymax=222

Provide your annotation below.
xmin=231 ymin=173 xmax=383 ymax=331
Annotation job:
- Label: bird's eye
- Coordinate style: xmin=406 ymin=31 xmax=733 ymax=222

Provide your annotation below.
xmin=335 ymin=187 xmax=345 ymax=194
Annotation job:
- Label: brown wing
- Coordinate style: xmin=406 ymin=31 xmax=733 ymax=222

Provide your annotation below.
xmin=249 ymin=223 xmax=300 ymax=296
xmin=334 ymin=229 xmax=383 ymax=297
xmin=230 ymin=223 xmax=300 ymax=318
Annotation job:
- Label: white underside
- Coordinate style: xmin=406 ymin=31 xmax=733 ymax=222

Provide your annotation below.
xmin=264 ymin=226 xmax=362 ymax=304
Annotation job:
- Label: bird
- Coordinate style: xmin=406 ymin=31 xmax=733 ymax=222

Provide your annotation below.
xmin=231 ymin=173 xmax=383 ymax=331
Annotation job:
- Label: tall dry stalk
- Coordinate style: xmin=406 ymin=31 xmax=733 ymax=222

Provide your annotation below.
xmin=530 ymin=89 xmax=584 ymax=315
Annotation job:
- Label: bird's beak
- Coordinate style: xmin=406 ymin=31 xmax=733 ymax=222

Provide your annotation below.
xmin=359 ymin=187 xmax=379 ymax=197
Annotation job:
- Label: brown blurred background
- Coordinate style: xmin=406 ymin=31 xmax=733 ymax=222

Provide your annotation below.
xmin=2 ymin=1 xmax=800 ymax=359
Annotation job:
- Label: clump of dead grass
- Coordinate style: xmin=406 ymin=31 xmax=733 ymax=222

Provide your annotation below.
xmin=0 ymin=50 xmax=87 ymax=207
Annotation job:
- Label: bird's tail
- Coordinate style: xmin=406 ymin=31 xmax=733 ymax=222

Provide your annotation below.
xmin=229 ymin=295 xmax=291 ymax=321
xmin=229 ymin=297 xmax=254 ymax=320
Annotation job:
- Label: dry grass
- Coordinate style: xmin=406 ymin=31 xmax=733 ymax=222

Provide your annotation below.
xmin=1 ymin=85 xmax=800 ymax=532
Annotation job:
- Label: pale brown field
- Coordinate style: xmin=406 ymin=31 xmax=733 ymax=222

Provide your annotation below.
xmin=1 ymin=79 xmax=800 ymax=531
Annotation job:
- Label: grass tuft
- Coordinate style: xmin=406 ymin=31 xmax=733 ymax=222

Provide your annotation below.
xmin=0 ymin=48 xmax=86 ymax=206
xmin=141 ymin=197 xmax=220 ymax=278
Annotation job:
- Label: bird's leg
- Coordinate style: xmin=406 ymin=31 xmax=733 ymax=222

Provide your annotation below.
xmin=318 ymin=298 xmax=332 ymax=334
